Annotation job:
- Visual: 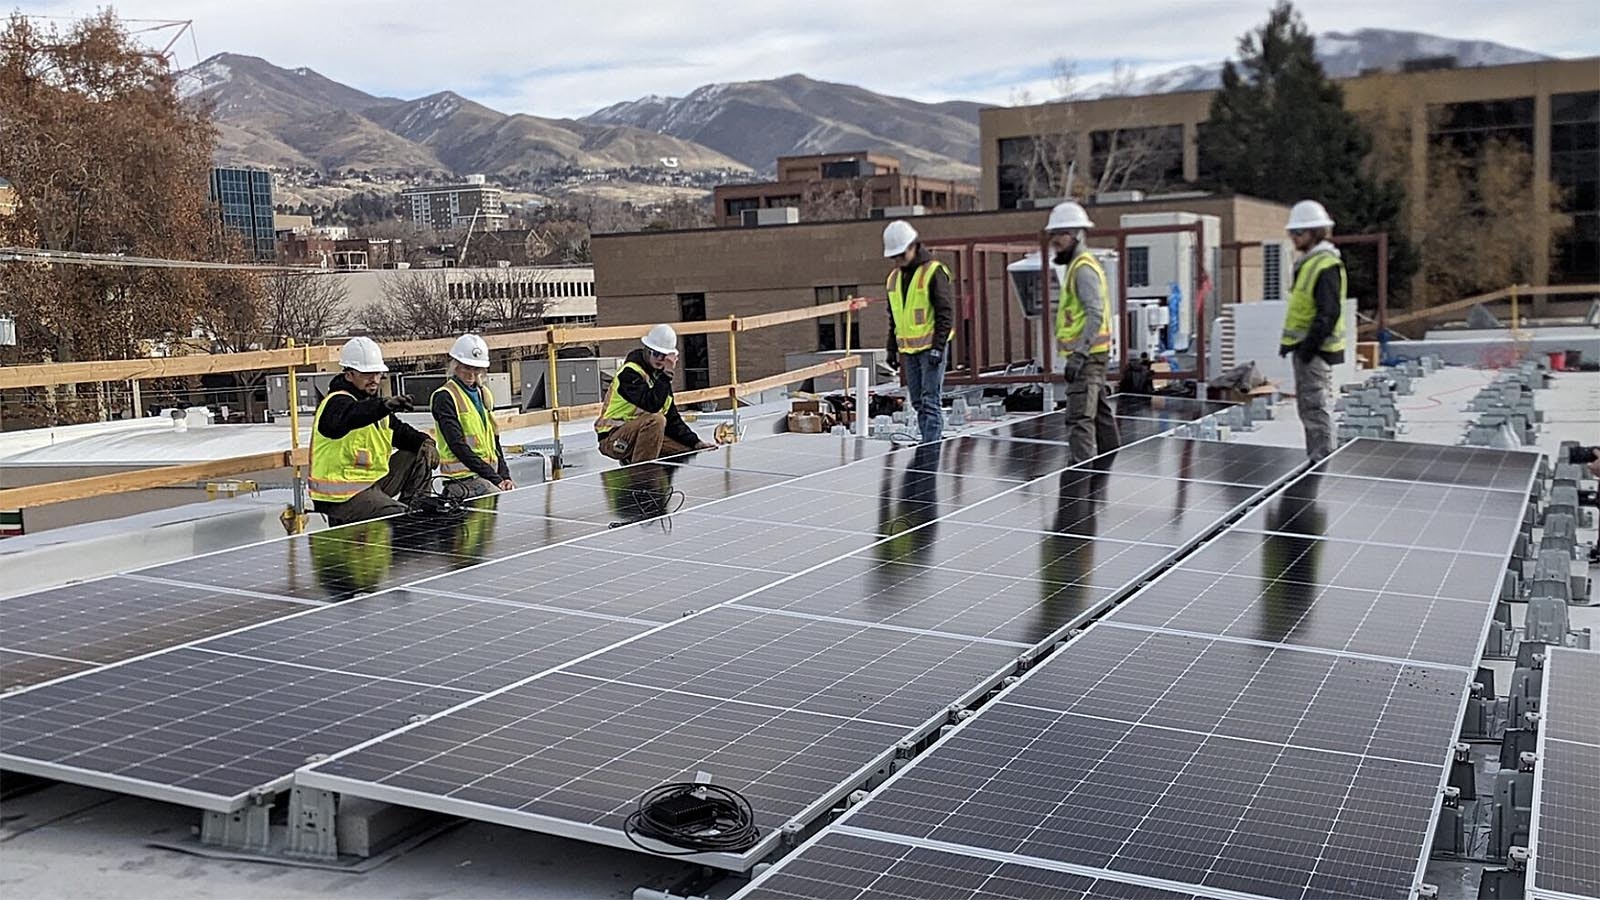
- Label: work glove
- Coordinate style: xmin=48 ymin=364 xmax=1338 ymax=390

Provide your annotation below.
xmin=887 ymin=352 xmax=901 ymax=371
xmin=1063 ymin=351 xmax=1088 ymax=383
xmin=419 ymin=438 xmax=440 ymax=470
xmin=384 ymin=393 xmax=415 ymax=413
xmin=1294 ymin=344 xmax=1317 ymax=365
xmin=927 ymin=348 xmax=944 ymax=366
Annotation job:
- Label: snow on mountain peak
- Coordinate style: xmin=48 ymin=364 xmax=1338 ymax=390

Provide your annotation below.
xmin=175 ymin=59 xmax=232 ymax=100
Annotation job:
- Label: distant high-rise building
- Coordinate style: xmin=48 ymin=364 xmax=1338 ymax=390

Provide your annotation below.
xmin=209 ymin=167 xmax=276 ymax=262
xmin=0 ymin=176 xmax=17 ymax=217
xmin=400 ymin=175 xmax=509 ymax=233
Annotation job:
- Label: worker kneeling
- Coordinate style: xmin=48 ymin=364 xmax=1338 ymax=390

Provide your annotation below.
xmin=594 ymin=324 xmax=715 ymax=464
xmin=1047 ymin=201 xmax=1119 ymax=463
xmin=310 ymin=337 xmax=439 ymax=526
xmin=432 ymin=333 xmax=515 ymax=500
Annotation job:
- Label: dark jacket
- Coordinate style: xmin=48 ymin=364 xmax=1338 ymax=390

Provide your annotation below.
xmin=312 ymin=373 xmax=429 ymax=512
xmin=885 ymin=246 xmax=955 ymax=359
xmin=1297 ymin=253 xmax=1346 ymax=365
xmin=604 ymin=348 xmax=701 ymax=448
xmin=431 ymin=376 xmax=511 ymax=483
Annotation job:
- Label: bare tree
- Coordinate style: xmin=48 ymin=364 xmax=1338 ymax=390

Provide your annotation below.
xmin=801 ymin=178 xmax=873 ymax=222
xmin=363 ymin=270 xmax=458 ymax=339
xmin=464 ymin=269 xmax=555 ymax=330
xmin=263 ymin=273 xmax=351 ymax=344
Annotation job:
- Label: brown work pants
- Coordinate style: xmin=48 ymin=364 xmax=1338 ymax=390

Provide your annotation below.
xmin=598 ymin=413 xmax=694 ymax=465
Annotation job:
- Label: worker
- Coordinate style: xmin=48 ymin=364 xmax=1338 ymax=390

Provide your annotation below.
xmin=1279 ymin=199 xmax=1347 ymax=462
xmin=1046 ymin=201 xmax=1119 ymax=463
xmin=309 ymin=337 xmax=439 ymax=526
xmin=882 ymin=219 xmax=953 ymax=444
xmin=595 ymin=324 xmax=715 ymax=464
xmin=431 ymin=333 xmax=514 ymax=500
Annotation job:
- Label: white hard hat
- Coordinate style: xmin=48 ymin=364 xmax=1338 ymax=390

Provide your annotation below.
xmin=339 ymin=336 xmax=388 ymax=373
xmin=642 ymin=323 xmax=677 ymax=355
xmin=882 ymin=220 xmax=918 ymax=258
xmin=449 ymin=333 xmax=490 ymax=368
xmin=1285 ymin=200 xmax=1335 ymax=232
xmin=1045 ymin=201 xmax=1093 ymax=233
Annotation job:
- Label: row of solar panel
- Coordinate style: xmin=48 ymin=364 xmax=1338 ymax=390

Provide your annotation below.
xmin=3 ymin=413 xmax=1260 ymax=813
xmin=740 ymin=440 xmax=1539 ymax=900
xmin=0 ymin=405 xmax=1253 ymax=691
xmin=1526 ymin=647 xmax=1600 ymax=900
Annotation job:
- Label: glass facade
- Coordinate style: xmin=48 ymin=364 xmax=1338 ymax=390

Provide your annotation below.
xmin=209 ymin=167 xmax=276 ymax=262
xmin=1551 ymin=91 xmax=1599 ymax=284
xmin=1090 ymin=124 xmax=1184 ymax=192
xmin=1427 ymin=97 xmax=1536 ymax=155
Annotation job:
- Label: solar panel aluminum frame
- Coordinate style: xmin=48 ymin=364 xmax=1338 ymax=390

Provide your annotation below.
xmin=1524 ymin=648 xmax=1600 ymax=900
xmin=730 ymin=441 xmax=1535 ymax=900
xmin=292 ymin=430 xmax=1307 ymax=871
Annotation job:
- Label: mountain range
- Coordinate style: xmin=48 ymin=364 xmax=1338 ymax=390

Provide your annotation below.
xmin=180 ymin=29 xmax=1550 ymax=185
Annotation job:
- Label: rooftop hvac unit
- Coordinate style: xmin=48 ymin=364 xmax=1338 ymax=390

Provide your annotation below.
xmin=1119 ymin=211 xmax=1220 ymax=352
xmin=868 ymin=205 xmax=928 ymax=219
xmin=0 ymin=316 xmax=14 ymax=347
xmin=740 ymin=207 xmax=800 ymax=227
xmin=1261 ymin=240 xmax=1294 ymax=302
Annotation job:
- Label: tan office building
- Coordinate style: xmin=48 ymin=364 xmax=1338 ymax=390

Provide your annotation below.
xmin=980 ymin=58 xmax=1600 ymax=288
xmin=713 ymin=152 xmax=978 ymax=227
xmin=592 ymin=194 xmax=1288 ymax=387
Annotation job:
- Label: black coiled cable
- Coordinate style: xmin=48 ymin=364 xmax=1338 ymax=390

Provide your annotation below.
xmin=623 ymin=782 xmax=760 ymax=855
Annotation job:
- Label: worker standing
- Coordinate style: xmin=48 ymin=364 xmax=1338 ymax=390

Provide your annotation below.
xmin=595 ymin=324 xmax=716 ymax=464
xmin=882 ymin=220 xmax=953 ymax=444
xmin=431 ymin=333 xmax=514 ymax=500
xmin=1046 ymin=201 xmax=1119 ymax=463
xmin=1279 ymin=200 xmax=1347 ymax=462
xmin=309 ymin=337 xmax=439 ymax=526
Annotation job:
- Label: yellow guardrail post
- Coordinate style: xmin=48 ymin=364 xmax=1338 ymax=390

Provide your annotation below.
xmin=280 ymin=337 xmax=308 ymax=534
xmin=727 ymin=315 xmax=741 ymax=438
xmin=546 ymin=329 xmax=563 ymax=474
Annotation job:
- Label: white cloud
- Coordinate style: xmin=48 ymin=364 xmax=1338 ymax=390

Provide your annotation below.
xmin=13 ymin=0 xmax=1599 ymax=116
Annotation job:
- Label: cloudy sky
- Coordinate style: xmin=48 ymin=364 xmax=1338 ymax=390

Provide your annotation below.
xmin=14 ymin=0 xmax=1600 ymax=117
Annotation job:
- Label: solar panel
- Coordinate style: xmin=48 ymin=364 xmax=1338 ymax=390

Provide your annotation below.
xmin=1081 ymin=437 xmax=1307 ymax=487
xmin=434 ymin=544 xmax=783 ymax=622
xmin=893 ymin=437 xmax=1070 ymax=484
xmin=300 ymin=672 xmax=909 ymax=854
xmin=1103 ymin=568 xmax=1490 ymax=669
xmin=0 ymin=576 xmax=306 ymax=690
xmin=1237 ymin=472 xmax=1526 ymax=554
xmin=1527 ymin=648 xmax=1600 ymax=900
xmin=492 ymin=464 xmax=790 ymax=525
xmin=739 ymin=830 xmax=1203 ymax=900
xmin=669 ymin=440 xmax=891 ymax=477
xmin=1315 ymin=438 xmax=1538 ymax=492
xmin=846 ymin=703 xmax=1440 ymax=900
xmin=1180 ymin=530 xmax=1511 ymax=601
xmin=700 ymin=485 xmax=952 ymax=535
xmin=563 ymin=606 xmax=1026 ymax=726
xmin=1109 ymin=396 xmax=1237 ymax=419
xmin=789 ymin=461 xmax=1020 ymax=509
xmin=1109 ymin=416 xmax=1180 ymax=442
xmin=0 ymin=647 xmax=468 ymax=807
xmin=309 ymin=509 xmax=605 ymax=562
xmin=947 ymin=471 xmax=1263 ymax=547
xmin=862 ymin=524 xmax=1172 ymax=586
xmin=730 ymin=553 xmax=1137 ymax=646
xmin=579 ymin=512 xmax=886 ymax=574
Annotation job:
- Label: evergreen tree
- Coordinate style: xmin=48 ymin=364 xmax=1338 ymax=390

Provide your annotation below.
xmin=1199 ymin=2 xmax=1416 ymax=307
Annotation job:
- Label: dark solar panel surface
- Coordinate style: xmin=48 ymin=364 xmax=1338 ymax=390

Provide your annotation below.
xmin=0 ymin=576 xmax=306 ymax=690
xmin=1316 ymin=438 xmax=1537 ymax=492
xmin=742 ymin=831 xmax=1201 ymax=900
xmin=1181 ymin=530 xmax=1510 ymax=601
xmin=1237 ymin=473 xmax=1526 ymax=554
xmin=1530 ymin=648 xmax=1600 ymax=900
xmin=1081 ymin=438 xmax=1306 ymax=487
xmin=492 ymin=464 xmax=789 ymax=525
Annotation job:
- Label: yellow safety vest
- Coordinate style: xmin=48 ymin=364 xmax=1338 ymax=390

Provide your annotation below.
xmin=886 ymin=260 xmax=952 ymax=355
xmin=1057 ymin=252 xmax=1112 ymax=355
xmin=1281 ymin=251 xmax=1348 ymax=353
xmin=595 ymin=361 xmax=673 ymax=433
xmin=432 ymin=379 xmax=499 ymax=481
xmin=309 ymin=390 xmax=394 ymax=503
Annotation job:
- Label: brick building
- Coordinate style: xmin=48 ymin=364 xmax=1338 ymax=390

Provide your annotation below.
xmin=592 ymin=194 xmax=1290 ymax=388
xmin=712 ymin=152 xmax=978 ymax=227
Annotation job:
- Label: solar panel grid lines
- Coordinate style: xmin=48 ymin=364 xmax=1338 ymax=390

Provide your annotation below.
xmin=1526 ymin=648 xmax=1600 ymax=900
xmin=1316 ymin=439 xmax=1540 ymax=493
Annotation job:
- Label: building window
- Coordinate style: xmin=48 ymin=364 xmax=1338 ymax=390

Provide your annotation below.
xmin=1126 ymin=247 xmax=1151 ymax=288
xmin=814 ymin=285 xmax=861 ymax=351
xmin=1427 ymin=97 xmax=1536 ymax=156
xmin=765 ymin=195 xmax=801 ymax=209
xmin=724 ymin=197 xmax=759 ymax=219
xmin=677 ymin=292 xmax=710 ymax=390
xmin=1551 ymin=91 xmax=1599 ymax=283
xmin=998 ymin=136 xmax=1065 ymax=210
xmin=1090 ymin=124 xmax=1184 ymax=193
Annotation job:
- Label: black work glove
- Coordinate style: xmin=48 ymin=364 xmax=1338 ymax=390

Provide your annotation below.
xmin=888 ymin=352 xmax=901 ymax=371
xmin=927 ymin=348 xmax=944 ymax=367
xmin=384 ymin=394 xmax=415 ymax=413
xmin=1294 ymin=344 xmax=1317 ymax=365
xmin=1278 ymin=342 xmax=1294 ymax=359
xmin=1063 ymin=351 xmax=1087 ymax=383
xmin=418 ymin=438 xmax=440 ymax=469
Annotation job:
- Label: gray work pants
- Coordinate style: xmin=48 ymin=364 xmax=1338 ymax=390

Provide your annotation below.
xmin=323 ymin=450 xmax=434 ymax=527
xmin=1293 ymin=353 xmax=1335 ymax=462
xmin=1065 ymin=354 xmax=1119 ymax=464
xmin=440 ymin=476 xmax=499 ymax=502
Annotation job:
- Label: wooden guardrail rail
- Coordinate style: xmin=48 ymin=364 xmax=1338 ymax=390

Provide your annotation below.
xmin=0 ymin=303 xmax=866 ymax=513
xmin=1360 ymin=283 xmax=1600 ymax=337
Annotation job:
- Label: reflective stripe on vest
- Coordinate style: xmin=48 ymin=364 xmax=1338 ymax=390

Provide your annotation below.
xmin=1281 ymin=251 xmax=1348 ymax=353
xmin=595 ymin=360 xmax=674 ymax=433
xmin=1056 ymin=252 xmax=1112 ymax=355
xmin=887 ymin=260 xmax=952 ymax=355
xmin=432 ymin=379 xmax=499 ymax=480
xmin=308 ymin=390 xmax=394 ymax=503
